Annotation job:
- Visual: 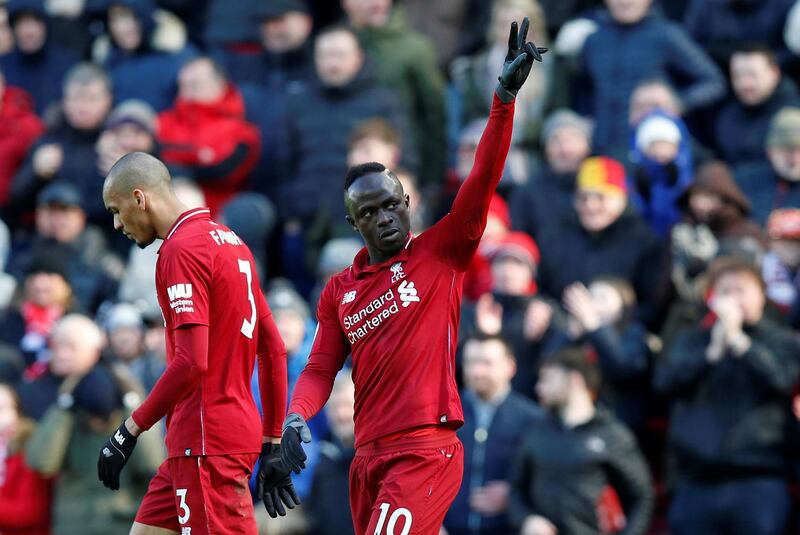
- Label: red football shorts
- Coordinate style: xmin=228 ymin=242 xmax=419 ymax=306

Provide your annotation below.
xmin=136 ymin=453 xmax=259 ymax=534
xmin=349 ymin=429 xmax=464 ymax=535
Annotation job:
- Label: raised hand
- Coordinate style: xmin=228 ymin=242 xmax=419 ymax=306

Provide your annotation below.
xmin=496 ymin=17 xmax=548 ymax=101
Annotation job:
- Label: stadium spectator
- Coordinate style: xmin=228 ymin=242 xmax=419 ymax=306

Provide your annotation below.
xmin=629 ymin=111 xmax=694 ymax=237
xmin=93 ymin=100 xmax=159 ymax=229
xmin=561 ymin=277 xmax=652 ymax=432
xmin=536 ymin=157 xmax=663 ymax=323
xmin=0 ymin=0 xmax=79 ymax=115
xmin=306 ymin=370 xmax=357 ymax=535
xmin=230 ymin=0 xmax=314 ymax=89
xmin=655 ymin=256 xmax=800 ymax=535
xmin=684 ymin=0 xmax=795 ymax=68
xmin=93 ymin=0 xmax=196 ymax=113
xmin=762 ymin=208 xmax=800 ymax=324
xmin=402 ymin=0 xmax=471 ymax=71
xmin=8 ymin=182 xmax=123 ymax=314
xmin=24 ymin=314 xmax=164 ymax=535
xmin=281 ymin=24 xmax=410 ymax=227
xmin=509 ymin=108 xmax=592 ymax=239
xmin=203 ymin=0 xmax=260 ymax=73
xmin=452 ymin=0 xmax=552 ymax=147
xmin=279 ymin=24 xmax=411 ymax=289
xmin=103 ymin=302 xmax=164 ymax=393
xmin=664 ymin=160 xmax=764 ymax=343
xmin=444 ymin=334 xmax=541 ymax=535
xmin=0 ymin=382 xmax=53 ymax=535
xmin=157 ymin=56 xmax=261 ymax=215
xmin=714 ymin=44 xmax=800 ymax=166
xmin=509 ymin=347 xmax=654 ymax=535
xmin=347 ymin=117 xmax=402 ymax=171
xmin=343 ymin=0 xmax=446 ymax=186
xmin=9 ymin=62 xmax=113 ymax=223
xmin=0 ymin=69 xmax=44 ymax=209
xmin=467 ymin=231 xmax=565 ymax=397
xmin=787 ymin=0 xmax=800 ymax=57
xmin=0 ymin=248 xmax=73 ymax=367
xmin=580 ymin=0 xmax=725 ymax=159
xmin=734 ymin=106 xmax=800 ymax=224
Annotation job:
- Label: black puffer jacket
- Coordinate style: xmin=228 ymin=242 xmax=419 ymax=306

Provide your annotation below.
xmin=655 ymin=318 xmax=800 ymax=481
xmin=509 ymin=408 xmax=654 ymax=535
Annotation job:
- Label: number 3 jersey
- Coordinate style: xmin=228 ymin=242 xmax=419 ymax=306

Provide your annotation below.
xmin=143 ymin=208 xmax=277 ymax=458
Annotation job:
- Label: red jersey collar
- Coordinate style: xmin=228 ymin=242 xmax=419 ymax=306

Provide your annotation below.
xmin=163 ymin=208 xmax=211 ymax=241
xmin=351 ymin=233 xmax=413 ymax=277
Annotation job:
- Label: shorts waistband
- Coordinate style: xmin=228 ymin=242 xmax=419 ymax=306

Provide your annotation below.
xmin=356 ymin=427 xmax=458 ymax=457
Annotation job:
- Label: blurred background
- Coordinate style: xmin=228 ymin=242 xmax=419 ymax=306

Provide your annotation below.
xmin=1 ymin=0 xmax=800 ymax=533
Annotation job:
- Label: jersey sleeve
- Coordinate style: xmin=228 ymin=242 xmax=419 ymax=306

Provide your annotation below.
xmin=255 ymin=290 xmax=288 ymax=438
xmin=132 ymin=324 xmax=209 ymax=431
xmin=424 ymin=95 xmax=515 ymax=271
xmin=159 ymin=240 xmax=213 ymax=328
xmin=287 ymin=280 xmax=350 ymax=420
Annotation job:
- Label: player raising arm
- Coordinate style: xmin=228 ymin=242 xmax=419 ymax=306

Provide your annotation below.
xmin=281 ymin=19 xmax=546 ymax=535
xmin=97 ymin=152 xmax=296 ymax=535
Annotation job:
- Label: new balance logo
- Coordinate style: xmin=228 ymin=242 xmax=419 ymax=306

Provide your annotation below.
xmin=390 ymin=262 xmax=406 ymax=283
xmin=102 ymin=447 xmax=112 ymax=458
xmin=398 ymin=280 xmax=419 ymax=307
xmin=114 ymin=431 xmax=126 ymax=445
xmin=167 ymin=283 xmax=193 ymax=301
xmin=342 ymin=290 xmax=357 ymax=304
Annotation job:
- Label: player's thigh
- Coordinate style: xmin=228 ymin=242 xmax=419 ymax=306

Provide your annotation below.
xmin=366 ymin=441 xmax=463 ymax=535
xmin=170 ymin=453 xmax=259 ymax=535
xmin=135 ymin=460 xmax=181 ymax=533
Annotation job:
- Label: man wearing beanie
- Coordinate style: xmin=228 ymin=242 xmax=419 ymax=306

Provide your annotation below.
xmin=537 ymin=156 xmax=662 ymax=324
xmin=735 ymin=106 xmax=800 ymax=224
xmin=509 ymin=108 xmax=593 ymax=239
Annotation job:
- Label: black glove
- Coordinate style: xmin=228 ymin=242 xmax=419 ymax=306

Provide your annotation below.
xmin=256 ymin=443 xmax=301 ymax=518
xmin=98 ymin=422 xmax=137 ymax=490
xmin=280 ymin=413 xmax=312 ymax=474
xmin=496 ymin=17 xmax=548 ymax=102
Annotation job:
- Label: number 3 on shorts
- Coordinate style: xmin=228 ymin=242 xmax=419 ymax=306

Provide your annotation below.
xmin=176 ymin=488 xmax=191 ymax=525
xmin=374 ymin=502 xmax=412 ymax=535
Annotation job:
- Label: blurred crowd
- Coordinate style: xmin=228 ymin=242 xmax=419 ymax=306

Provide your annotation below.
xmin=1 ymin=0 xmax=800 ymax=534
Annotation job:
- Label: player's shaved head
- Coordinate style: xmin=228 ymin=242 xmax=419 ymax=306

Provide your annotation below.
xmin=104 ymin=151 xmax=172 ymax=196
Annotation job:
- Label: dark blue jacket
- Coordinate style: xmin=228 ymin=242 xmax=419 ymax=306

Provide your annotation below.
xmin=281 ymin=62 xmax=413 ymax=229
xmin=734 ymin=161 xmax=800 ymax=225
xmin=582 ymin=12 xmax=725 ymax=156
xmin=0 ymin=45 xmax=78 ymax=116
xmin=100 ymin=0 xmax=197 ymax=112
xmin=655 ymin=319 xmax=800 ymax=481
xmin=714 ymin=78 xmax=800 ymax=167
xmin=9 ymin=119 xmax=104 ymax=221
xmin=444 ymin=390 xmax=541 ymax=535
xmin=629 ymin=111 xmax=695 ymax=238
xmin=684 ymin=0 xmax=796 ymax=66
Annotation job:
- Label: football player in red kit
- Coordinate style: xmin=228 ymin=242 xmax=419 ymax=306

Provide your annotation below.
xmin=97 ymin=152 xmax=297 ymax=535
xmin=280 ymin=19 xmax=546 ymax=535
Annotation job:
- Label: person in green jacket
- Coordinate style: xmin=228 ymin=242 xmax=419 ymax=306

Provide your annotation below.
xmin=343 ymin=0 xmax=446 ymax=188
xmin=25 ymin=314 xmax=164 ymax=535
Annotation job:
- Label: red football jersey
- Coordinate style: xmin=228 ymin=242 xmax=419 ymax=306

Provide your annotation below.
xmin=289 ymin=96 xmax=515 ymax=448
xmin=135 ymin=208 xmax=285 ymax=458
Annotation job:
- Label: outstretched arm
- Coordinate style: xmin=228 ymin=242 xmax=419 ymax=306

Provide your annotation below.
xmin=432 ymin=18 xmax=546 ymax=271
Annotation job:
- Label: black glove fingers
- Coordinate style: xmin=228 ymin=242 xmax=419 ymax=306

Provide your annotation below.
xmin=285 ymin=484 xmax=301 ymax=506
xmin=508 ymin=21 xmax=518 ymax=53
xmin=263 ymin=494 xmax=277 ymax=518
xmin=278 ymin=486 xmax=297 ymax=509
xmin=272 ymin=490 xmax=287 ymax=516
xmin=519 ymin=17 xmax=530 ymax=49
